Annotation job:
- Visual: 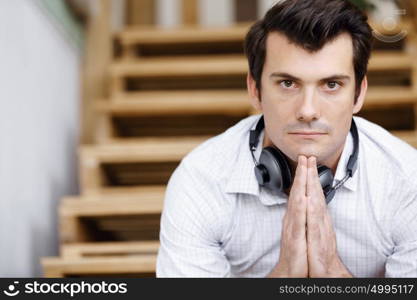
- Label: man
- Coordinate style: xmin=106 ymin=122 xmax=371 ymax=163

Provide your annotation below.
xmin=156 ymin=0 xmax=417 ymax=277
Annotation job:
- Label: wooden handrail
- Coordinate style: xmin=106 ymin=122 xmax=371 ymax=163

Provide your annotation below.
xmin=126 ymin=0 xmax=155 ymax=25
xmin=81 ymin=0 xmax=112 ymax=144
xmin=182 ymin=0 xmax=198 ymax=25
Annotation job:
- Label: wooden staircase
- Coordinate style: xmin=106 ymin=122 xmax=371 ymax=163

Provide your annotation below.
xmin=101 ymin=18 xmax=417 ymax=145
xmin=42 ymin=3 xmax=417 ymax=277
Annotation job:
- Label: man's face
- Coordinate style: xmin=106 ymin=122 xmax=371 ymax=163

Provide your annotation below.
xmin=248 ymin=31 xmax=366 ymax=167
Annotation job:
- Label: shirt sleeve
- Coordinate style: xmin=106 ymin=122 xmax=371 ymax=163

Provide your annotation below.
xmin=156 ymin=160 xmax=231 ymax=277
xmin=385 ymin=192 xmax=417 ymax=277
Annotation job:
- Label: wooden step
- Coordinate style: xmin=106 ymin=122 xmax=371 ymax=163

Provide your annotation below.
xmin=110 ymin=55 xmax=246 ymax=78
xmin=117 ymin=23 xmax=250 ymax=58
xmin=80 ymin=137 xmax=206 ymax=194
xmin=96 ymin=115 xmax=245 ymax=143
xmin=369 ymin=51 xmax=415 ymax=71
xmin=81 ymin=136 xmax=205 ymax=163
xmin=42 ymin=255 xmax=156 ymax=277
xmin=96 ymin=90 xmax=251 ymax=116
xmin=365 ymin=87 xmax=417 ymax=108
xmin=111 ymin=51 xmax=414 ymax=77
xmin=118 ymin=20 xmax=412 ymax=47
xmin=95 ymin=90 xmax=250 ymax=142
xmin=118 ymin=23 xmax=251 ymax=47
xmin=62 ymin=188 xmax=165 ymax=214
xmin=116 ymin=20 xmax=413 ymax=58
xmin=109 ymin=51 xmax=415 ymax=96
xmin=61 ymin=241 xmax=159 ymax=258
xmin=60 ymin=191 xmax=164 ymax=243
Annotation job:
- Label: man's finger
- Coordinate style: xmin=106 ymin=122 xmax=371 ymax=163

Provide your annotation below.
xmin=286 ymin=155 xmax=308 ymax=237
xmin=290 ymin=155 xmax=307 ymax=201
xmin=307 ymin=156 xmax=318 ymax=197
xmin=306 ymin=156 xmax=326 ymax=220
xmin=307 ymin=156 xmax=326 ymax=203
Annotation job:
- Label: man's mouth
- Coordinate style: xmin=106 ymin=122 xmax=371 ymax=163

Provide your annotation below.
xmin=289 ymin=131 xmax=327 ymax=135
xmin=288 ymin=132 xmax=327 ymax=138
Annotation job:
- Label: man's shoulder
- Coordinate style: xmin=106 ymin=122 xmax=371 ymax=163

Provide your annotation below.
xmin=355 ymin=116 xmax=417 ymax=187
xmin=165 ymin=114 xmax=258 ymax=205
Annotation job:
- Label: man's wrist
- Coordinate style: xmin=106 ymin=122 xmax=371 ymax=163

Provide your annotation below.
xmin=267 ymin=263 xmax=288 ymax=278
xmin=328 ymin=256 xmax=353 ymax=278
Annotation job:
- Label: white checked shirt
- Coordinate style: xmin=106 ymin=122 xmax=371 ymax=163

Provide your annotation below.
xmin=156 ymin=114 xmax=417 ymax=277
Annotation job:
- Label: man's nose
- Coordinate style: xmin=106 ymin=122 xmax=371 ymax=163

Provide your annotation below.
xmin=295 ymin=89 xmax=321 ymax=122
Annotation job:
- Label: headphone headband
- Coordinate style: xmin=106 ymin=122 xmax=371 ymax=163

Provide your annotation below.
xmin=249 ymin=116 xmax=265 ymax=151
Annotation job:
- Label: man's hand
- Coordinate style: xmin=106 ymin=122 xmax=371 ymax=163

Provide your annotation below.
xmin=268 ymin=156 xmax=308 ymax=277
xmin=306 ymin=156 xmax=352 ymax=278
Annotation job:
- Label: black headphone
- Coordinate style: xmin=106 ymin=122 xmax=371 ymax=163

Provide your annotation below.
xmin=249 ymin=115 xmax=359 ymax=204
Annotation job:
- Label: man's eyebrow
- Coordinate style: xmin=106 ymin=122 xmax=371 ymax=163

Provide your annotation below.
xmin=270 ymin=72 xmax=351 ymax=82
xmin=270 ymin=72 xmax=301 ymax=81
xmin=320 ymin=74 xmax=351 ymax=82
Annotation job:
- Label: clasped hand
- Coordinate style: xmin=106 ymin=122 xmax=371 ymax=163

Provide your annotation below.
xmin=269 ymin=156 xmax=352 ymax=278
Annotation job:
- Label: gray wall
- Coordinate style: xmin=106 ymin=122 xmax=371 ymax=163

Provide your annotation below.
xmin=0 ymin=0 xmax=80 ymax=276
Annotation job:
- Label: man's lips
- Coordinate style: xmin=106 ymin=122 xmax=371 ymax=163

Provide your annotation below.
xmin=288 ymin=132 xmax=327 ymax=135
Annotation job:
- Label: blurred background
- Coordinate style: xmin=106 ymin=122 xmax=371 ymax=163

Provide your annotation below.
xmin=0 ymin=0 xmax=416 ymax=277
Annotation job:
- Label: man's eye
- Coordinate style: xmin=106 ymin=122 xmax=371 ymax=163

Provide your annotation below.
xmin=326 ymin=81 xmax=340 ymax=90
xmin=280 ymin=80 xmax=295 ymax=88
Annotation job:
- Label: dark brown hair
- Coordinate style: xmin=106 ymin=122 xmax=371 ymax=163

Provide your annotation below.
xmin=244 ymin=0 xmax=373 ymax=101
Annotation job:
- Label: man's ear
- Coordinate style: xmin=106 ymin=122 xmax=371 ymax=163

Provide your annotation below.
xmin=247 ymin=73 xmax=262 ymax=112
xmin=353 ymin=76 xmax=367 ymax=114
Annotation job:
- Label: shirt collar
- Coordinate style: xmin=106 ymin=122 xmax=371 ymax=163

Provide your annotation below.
xmin=225 ymin=115 xmax=287 ymax=206
xmin=225 ymin=115 xmax=359 ymax=205
xmin=224 ymin=119 xmax=261 ymax=197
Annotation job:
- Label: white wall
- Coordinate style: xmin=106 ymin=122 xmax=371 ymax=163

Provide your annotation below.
xmin=258 ymin=0 xmax=281 ymax=18
xmin=157 ymin=0 xmax=181 ymax=27
xmin=155 ymin=0 xmax=282 ymax=27
xmin=198 ymin=0 xmax=234 ymax=27
xmin=156 ymin=0 xmax=234 ymax=27
xmin=0 ymin=0 xmax=80 ymax=276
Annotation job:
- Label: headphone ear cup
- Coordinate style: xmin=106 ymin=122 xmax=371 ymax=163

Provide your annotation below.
xmin=257 ymin=147 xmax=292 ymax=193
xmin=317 ymin=165 xmax=334 ymax=203
xmin=254 ymin=164 xmax=269 ymax=186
